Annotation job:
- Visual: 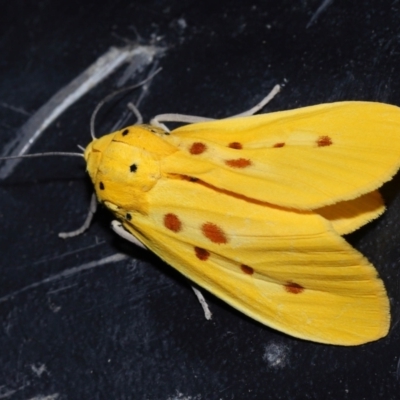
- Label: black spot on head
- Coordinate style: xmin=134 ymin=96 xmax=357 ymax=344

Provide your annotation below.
xmin=130 ymin=163 xmax=137 ymax=173
xmin=122 ymin=129 xmax=129 ymax=136
xmin=99 ymin=182 xmax=105 ymax=190
xmin=126 ymin=213 xmax=132 ymax=221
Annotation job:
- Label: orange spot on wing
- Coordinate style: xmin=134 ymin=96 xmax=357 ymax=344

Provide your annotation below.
xmin=228 ymin=142 xmax=243 ymax=149
xmin=225 ymin=158 xmax=252 ymax=168
xmin=164 ymin=213 xmax=182 ymax=232
xmin=195 ymin=247 xmax=210 ymax=261
xmin=201 ymin=222 xmax=228 ymax=244
xmin=284 ymin=282 xmax=304 ymax=294
xmin=241 ymin=264 xmax=254 ymax=275
xmin=316 ymin=135 xmax=332 ymax=147
xmin=273 ymin=142 xmax=285 ymax=148
xmin=190 ymin=142 xmax=207 ymax=155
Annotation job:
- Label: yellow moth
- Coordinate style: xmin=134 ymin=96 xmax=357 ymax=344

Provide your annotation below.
xmin=6 ymin=85 xmax=400 ymax=346
xmin=79 ymin=86 xmax=400 ymax=347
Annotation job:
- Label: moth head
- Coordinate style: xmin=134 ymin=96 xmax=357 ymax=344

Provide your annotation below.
xmin=84 ymin=126 xmax=176 ymax=215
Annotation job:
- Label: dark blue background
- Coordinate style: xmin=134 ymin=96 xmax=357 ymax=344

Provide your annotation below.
xmin=1 ymin=1 xmax=400 ymax=398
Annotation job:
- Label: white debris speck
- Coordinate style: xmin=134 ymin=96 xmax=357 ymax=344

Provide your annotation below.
xmin=262 ymin=342 xmax=290 ymax=368
xmin=166 ymin=391 xmax=201 ymax=400
xmin=177 ymin=18 xmax=187 ymax=29
xmin=31 ymin=363 xmax=48 ymax=377
xmin=27 ymin=394 xmax=59 ymax=400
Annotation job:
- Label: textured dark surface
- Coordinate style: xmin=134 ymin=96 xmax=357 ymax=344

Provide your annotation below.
xmin=1 ymin=1 xmax=400 ymax=399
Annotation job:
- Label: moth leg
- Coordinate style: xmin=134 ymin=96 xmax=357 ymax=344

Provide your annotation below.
xmin=150 ymin=114 xmax=214 ymax=131
xmin=227 ymin=84 xmax=281 ymax=118
xmin=150 ymin=84 xmax=281 ymax=131
xmin=192 ymin=286 xmax=212 ymax=320
xmin=111 ymin=219 xmax=211 ymax=319
xmin=111 ymin=220 xmax=147 ymax=250
xmin=59 ymin=193 xmax=97 ymax=239
xmin=126 ymin=102 xmax=143 ymax=125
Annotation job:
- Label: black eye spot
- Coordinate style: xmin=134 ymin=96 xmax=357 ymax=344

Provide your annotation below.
xmin=99 ymin=182 xmax=105 ymax=190
xmin=126 ymin=213 xmax=132 ymax=221
xmin=122 ymin=129 xmax=129 ymax=136
xmin=130 ymin=163 xmax=137 ymax=173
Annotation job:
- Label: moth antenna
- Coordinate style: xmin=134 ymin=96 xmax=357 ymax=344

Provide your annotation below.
xmin=0 ymin=151 xmax=84 ymax=160
xmin=135 ymin=62 xmax=160 ymax=109
xmin=90 ymin=67 xmax=162 ymax=140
